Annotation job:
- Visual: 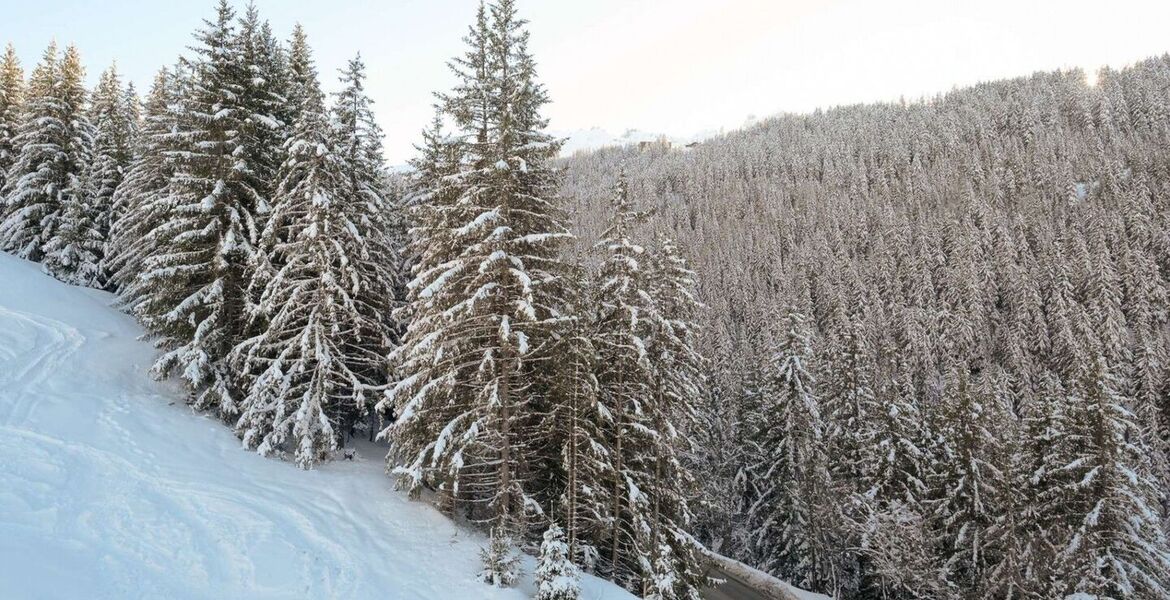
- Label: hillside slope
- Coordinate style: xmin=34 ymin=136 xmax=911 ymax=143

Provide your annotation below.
xmin=0 ymin=253 xmax=634 ymax=600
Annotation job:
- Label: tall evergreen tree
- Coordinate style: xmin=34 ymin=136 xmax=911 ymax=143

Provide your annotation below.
xmin=106 ymin=67 xmax=181 ymax=300
xmin=746 ymin=308 xmax=835 ymax=590
xmin=137 ymin=0 xmax=267 ymax=416
xmin=0 ymin=44 xmax=23 ymax=193
xmin=1 ymin=43 xmax=73 ymax=260
xmin=86 ymin=65 xmax=137 ymax=253
xmin=283 ymin=24 xmax=315 ymax=138
xmin=234 ymin=3 xmax=286 ymax=207
xmin=231 ymin=31 xmax=395 ymax=469
xmin=40 ymin=45 xmax=99 ymax=285
xmin=544 ymin=281 xmax=613 ymax=570
xmin=638 ymin=235 xmax=708 ymax=596
xmin=928 ymin=369 xmax=1007 ymax=599
xmin=592 ymin=171 xmax=657 ymax=587
xmin=329 ymin=53 xmax=404 ymax=416
xmin=382 ymin=0 xmax=572 ymax=536
xmin=1054 ymin=355 xmax=1170 ymax=598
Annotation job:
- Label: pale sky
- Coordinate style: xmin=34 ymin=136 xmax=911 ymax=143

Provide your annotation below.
xmin=5 ymin=0 xmax=1170 ymax=163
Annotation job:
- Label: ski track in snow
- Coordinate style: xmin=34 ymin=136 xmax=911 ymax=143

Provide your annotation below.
xmin=0 ymin=253 xmax=634 ymax=600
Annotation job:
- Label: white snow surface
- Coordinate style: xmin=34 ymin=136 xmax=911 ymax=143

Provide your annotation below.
xmin=0 ymin=253 xmax=635 ymax=600
xmin=555 ymin=127 xmax=717 ymax=157
xmin=704 ymin=551 xmax=832 ymax=600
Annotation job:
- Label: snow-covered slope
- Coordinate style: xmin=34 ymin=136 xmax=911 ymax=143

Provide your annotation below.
xmin=0 ymin=253 xmax=634 ymax=600
xmin=556 ymin=127 xmax=717 ymax=156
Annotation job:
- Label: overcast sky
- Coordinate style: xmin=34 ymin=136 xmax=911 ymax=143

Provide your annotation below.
xmin=5 ymin=0 xmax=1170 ymax=163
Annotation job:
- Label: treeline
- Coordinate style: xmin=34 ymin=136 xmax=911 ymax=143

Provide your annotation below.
xmin=0 ymin=2 xmax=712 ymax=598
xmin=0 ymin=2 xmax=403 ymax=467
xmin=562 ymin=59 xmax=1170 ymax=597
xmin=384 ymin=2 xmax=708 ymax=596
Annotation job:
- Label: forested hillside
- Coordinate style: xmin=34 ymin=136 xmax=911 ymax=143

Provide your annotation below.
xmin=562 ymin=59 xmax=1170 ymax=598
xmin=5 ymin=0 xmax=1170 ymax=597
xmin=0 ymin=2 xmax=716 ymax=598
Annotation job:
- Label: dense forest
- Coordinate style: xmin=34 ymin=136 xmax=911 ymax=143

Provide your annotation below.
xmin=563 ymin=58 xmax=1170 ymax=598
xmin=3 ymin=0 xmax=1170 ymax=598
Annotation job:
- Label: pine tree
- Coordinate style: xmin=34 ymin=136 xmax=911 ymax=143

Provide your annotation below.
xmin=544 ymin=281 xmax=613 ymax=570
xmin=689 ymin=351 xmax=749 ymax=560
xmin=984 ymin=390 xmax=1047 ymax=600
xmin=383 ymin=0 xmax=572 ymax=536
xmin=592 ymin=171 xmax=656 ymax=587
xmin=639 ymin=235 xmax=708 ymax=596
xmin=284 ymin=25 xmax=313 ymax=119
xmin=233 ymin=6 xmax=289 ymax=340
xmin=81 ymin=64 xmax=137 ymax=275
xmin=106 ymin=67 xmax=181 ymax=300
xmin=479 ymin=528 xmax=521 ymax=587
xmin=747 ymin=308 xmax=835 ymax=590
xmin=1054 ymin=355 xmax=1170 ymax=598
xmin=535 ymin=522 xmax=582 ymax=600
xmin=137 ymin=0 xmax=265 ymax=416
xmin=231 ymin=31 xmax=395 ymax=469
xmin=377 ymin=110 xmax=461 ymax=512
xmin=329 ymin=53 xmax=403 ymax=429
xmin=928 ymin=369 xmax=1007 ymax=598
xmin=819 ymin=309 xmax=878 ymax=597
xmin=40 ymin=45 xmax=100 ymax=286
xmin=234 ymin=3 xmax=286 ymax=207
xmin=0 ymin=44 xmax=23 ymax=193
xmin=1 ymin=43 xmax=69 ymax=259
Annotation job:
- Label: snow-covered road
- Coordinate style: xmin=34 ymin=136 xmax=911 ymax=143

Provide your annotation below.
xmin=0 ymin=253 xmax=633 ymax=600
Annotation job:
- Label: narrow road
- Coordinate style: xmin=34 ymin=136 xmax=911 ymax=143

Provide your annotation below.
xmin=704 ymin=567 xmax=774 ymax=599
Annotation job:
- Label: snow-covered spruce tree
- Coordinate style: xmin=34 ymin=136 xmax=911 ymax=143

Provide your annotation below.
xmin=40 ymin=44 xmax=100 ymax=286
xmin=638 ymin=235 xmax=708 ymax=596
xmin=280 ymin=24 xmax=317 ymax=154
xmin=377 ymin=111 xmax=461 ymax=512
xmin=105 ymin=67 xmax=181 ymax=300
xmin=86 ymin=65 xmax=137 ymax=255
xmin=328 ymin=53 xmax=403 ymax=431
xmin=983 ymin=378 xmax=1051 ymax=600
xmin=542 ymin=277 xmax=613 ymax=570
xmin=1053 ymin=354 xmax=1170 ymax=599
xmin=136 ymin=0 xmax=268 ymax=417
xmin=643 ymin=544 xmax=679 ymax=600
xmin=688 ymin=349 xmax=749 ymax=560
xmin=591 ymin=170 xmax=656 ymax=587
xmin=927 ymin=369 xmax=1008 ymax=599
xmin=0 ymin=43 xmax=23 ymax=193
xmin=535 ymin=522 xmax=582 ymax=600
xmin=230 ymin=32 xmax=395 ymax=469
xmin=1 ymin=43 xmax=73 ymax=260
xmin=232 ymin=6 xmax=289 ymax=349
xmin=234 ymin=3 xmax=286 ymax=207
xmin=819 ymin=309 xmax=878 ymax=592
xmin=479 ymin=528 xmax=522 ymax=587
xmin=746 ymin=307 xmax=836 ymax=591
xmin=382 ymin=0 xmax=572 ymax=536
xmin=41 ymin=179 xmax=103 ymax=287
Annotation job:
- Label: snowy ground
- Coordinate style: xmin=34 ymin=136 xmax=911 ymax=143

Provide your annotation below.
xmin=0 ymin=253 xmax=634 ymax=600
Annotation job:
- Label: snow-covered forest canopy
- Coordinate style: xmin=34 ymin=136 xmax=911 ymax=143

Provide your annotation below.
xmin=562 ymin=60 xmax=1170 ymax=599
xmin=3 ymin=0 xmax=1170 ymax=598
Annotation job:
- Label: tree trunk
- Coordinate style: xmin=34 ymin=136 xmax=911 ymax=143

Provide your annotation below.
xmin=567 ymin=356 xmax=580 ymax=559
xmin=646 ymin=375 xmax=665 ymax=596
xmin=610 ymin=365 xmax=625 ymax=577
xmin=499 ymin=347 xmax=513 ymax=533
